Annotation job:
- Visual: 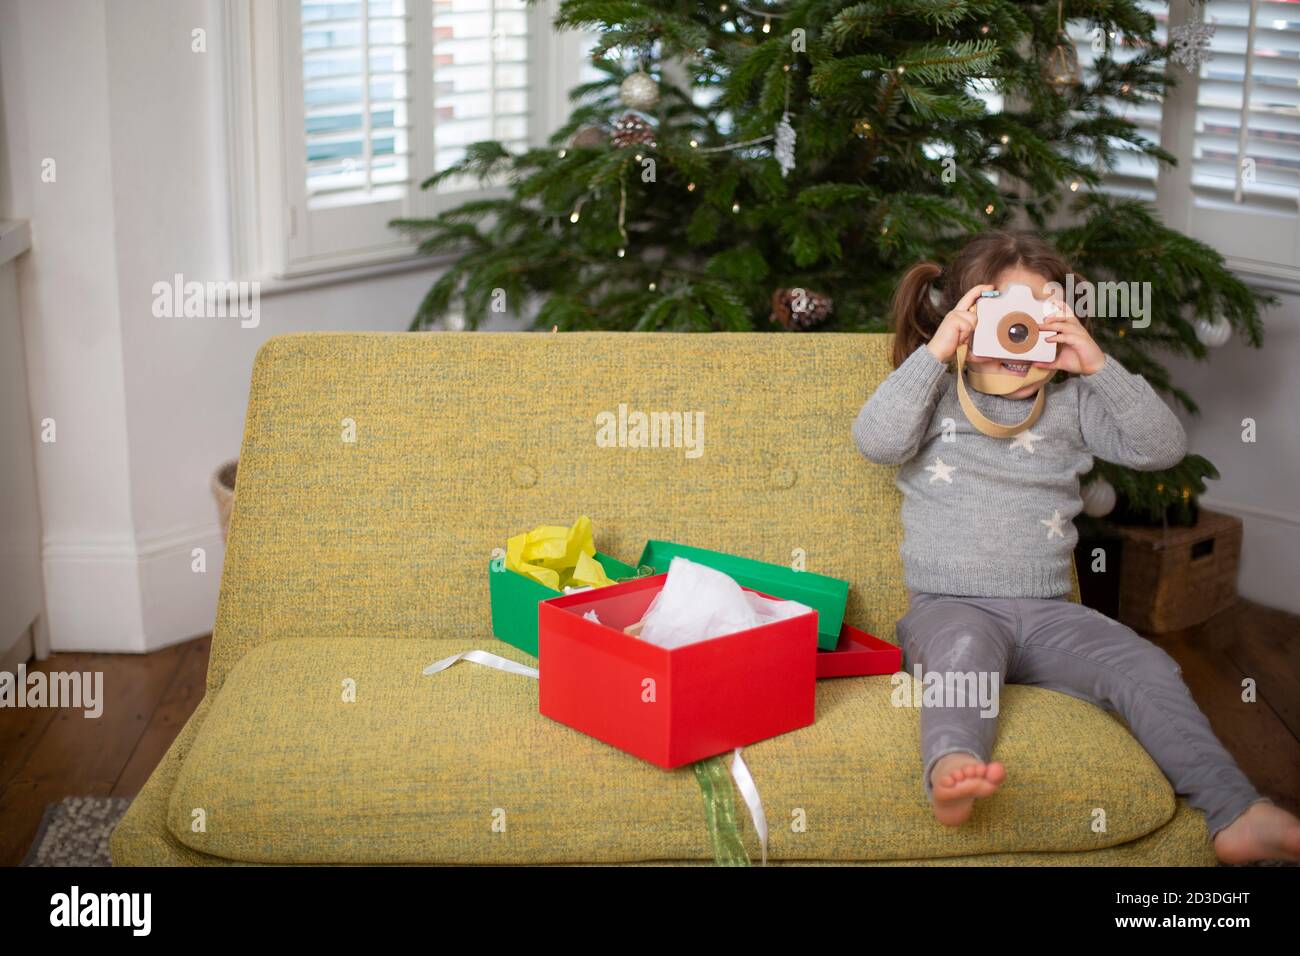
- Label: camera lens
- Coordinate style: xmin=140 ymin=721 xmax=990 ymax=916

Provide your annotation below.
xmin=996 ymin=311 xmax=1038 ymax=354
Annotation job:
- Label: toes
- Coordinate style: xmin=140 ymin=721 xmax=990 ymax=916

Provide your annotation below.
xmin=933 ymin=758 xmax=1003 ymax=796
xmin=1283 ymin=829 xmax=1300 ymax=855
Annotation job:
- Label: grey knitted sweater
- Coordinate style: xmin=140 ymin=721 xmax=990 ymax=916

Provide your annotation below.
xmin=853 ymin=345 xmax=1188 ymax=598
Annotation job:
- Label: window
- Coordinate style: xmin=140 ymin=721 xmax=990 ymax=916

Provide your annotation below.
xmin=301 ymin=0 xmax=411 ymax=206
xmin=224 ymin=0 xmax=586 ymax=278
xmin=1187 ymin=0 xmax=1300 ymax=275
xmin=1073 ymin=1 xmax=1300 ymax=278
xmin=432 ymin=0 xmax=531 ymax=175
xmin=1071 ymin=1 xmax=1169 ymax=201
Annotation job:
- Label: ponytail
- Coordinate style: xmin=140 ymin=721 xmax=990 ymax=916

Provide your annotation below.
xmin=890 ymin=261 xmax=945 ymax=368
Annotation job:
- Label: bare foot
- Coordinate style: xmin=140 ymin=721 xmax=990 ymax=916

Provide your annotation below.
xmin=929 ymin=752 xmax=1006 ymax=827
xmin=1213 ymin=801 xmax=1300 ymax=864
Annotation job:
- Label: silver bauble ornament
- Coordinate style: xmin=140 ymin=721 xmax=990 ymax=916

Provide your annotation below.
xmin=1194 ymin=315 xmax=1232 ymax=348
xmin=1082 ymin=477 xmax=1117 ymax=518
xmin=620 ymin=71 xmax=660 ymax=111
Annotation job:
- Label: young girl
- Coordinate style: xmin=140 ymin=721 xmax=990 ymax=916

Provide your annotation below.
xmin=854 ymin=230 xmax=1300 ymax=864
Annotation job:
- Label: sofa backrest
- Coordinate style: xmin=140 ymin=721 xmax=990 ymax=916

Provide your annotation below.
xmin=210 ymin=331 xmax=1075 ymax=691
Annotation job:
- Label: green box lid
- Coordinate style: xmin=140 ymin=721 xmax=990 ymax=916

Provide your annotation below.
xmin=488 ymin=551 xmax=639 ymax=657
xmin=636 ymin=540 xmax=849 ymax=651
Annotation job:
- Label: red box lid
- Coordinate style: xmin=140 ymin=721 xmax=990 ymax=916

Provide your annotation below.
xmin=816 ymin=623 xmax=902 ymax=679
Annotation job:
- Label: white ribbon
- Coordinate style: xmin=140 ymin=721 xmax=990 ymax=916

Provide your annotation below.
xmin=730 ymin=747 xmax=768 ymax=866
xmin=422 ymin=649 xmax=539 ymax=679
xmin=424 ymin=648 xmax=767 ymax=864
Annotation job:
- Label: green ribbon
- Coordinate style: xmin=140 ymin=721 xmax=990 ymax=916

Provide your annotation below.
xmin=613 ymin=563 xmax=660 ymax=584
xmin=692 ymin=756 xmax=750 ymax=866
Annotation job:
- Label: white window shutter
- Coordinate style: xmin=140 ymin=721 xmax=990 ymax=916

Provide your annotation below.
xmin=224 ymin=2 xmax=646 ymax=278
xmin=265 ymin=0 xmax=553 ymax=276
xmin=431 ymin=0 xmax=532 ymax=182
xmin=1071 ymin=1 xmax=1169 ymax=202
xmin=301 ymin=0 xmax=412 ymax=204
xmin=1068 ymin=1 xmax=1300 ymax=275
xmin=1188 ymin=0 xmax=1300 ymax=272
xmin=1194 ymin=0 xmax=1300 ymax=205
xmin=278 ymin=0 xmax=424 ymax=273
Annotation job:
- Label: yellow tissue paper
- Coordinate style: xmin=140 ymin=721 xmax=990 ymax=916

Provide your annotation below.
xmin=505 ymin=516 xmax=617 ymax=592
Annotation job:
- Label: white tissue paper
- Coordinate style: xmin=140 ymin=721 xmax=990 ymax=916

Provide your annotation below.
xmin=635 ymin=555 xmax=810 ymax=649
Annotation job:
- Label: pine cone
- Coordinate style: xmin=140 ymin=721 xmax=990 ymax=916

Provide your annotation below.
xmin=770 ymin=287 xmax=833 ymax=330
xmin=611 ymin=113 xmax=657 ymax=149
xmin=571 ymin=126 xmax=607 ymax=150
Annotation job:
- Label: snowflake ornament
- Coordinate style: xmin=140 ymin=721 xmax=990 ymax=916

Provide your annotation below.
xmin=1170 ymin=20 xmax=1215 ymax=74
xmin=774 ymin=112 xmax=797 ymax=177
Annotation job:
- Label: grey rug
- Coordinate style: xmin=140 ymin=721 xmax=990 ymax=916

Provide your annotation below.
xmin=22 ymin=796 xmax=129 ymax=867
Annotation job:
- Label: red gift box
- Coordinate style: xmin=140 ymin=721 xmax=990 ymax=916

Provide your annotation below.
xmin=537 ymin=572 xmax=818 ymax=769
xmin=816 ymin=623 xmax=902 ymax=678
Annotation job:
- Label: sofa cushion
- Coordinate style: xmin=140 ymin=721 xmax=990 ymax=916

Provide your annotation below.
xmin=167 ymin=637 xmax=1177 ymax=864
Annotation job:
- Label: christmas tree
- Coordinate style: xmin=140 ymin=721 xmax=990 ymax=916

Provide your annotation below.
xmin=395 ymin=0 xmax=1269 ymax=525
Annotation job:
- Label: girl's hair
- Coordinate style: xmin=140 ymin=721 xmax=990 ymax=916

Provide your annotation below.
xmin=890 ymin=230 xmax=1078 ymax=368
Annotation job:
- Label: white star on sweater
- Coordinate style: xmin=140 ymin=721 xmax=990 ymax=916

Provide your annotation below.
xmin=926 ymin=459 xmax=956 ymax=484
xmin=1041 ymin=510 xmax=1067 ymax=539
xmin=1008 ymin=429 xmax=1042 ymax=454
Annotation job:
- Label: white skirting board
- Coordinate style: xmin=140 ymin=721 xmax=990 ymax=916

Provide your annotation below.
xmin=1199 ymin=498 xmax=1300 ymax=616
xmin=42 ymin=522 xmax=224 ymax=653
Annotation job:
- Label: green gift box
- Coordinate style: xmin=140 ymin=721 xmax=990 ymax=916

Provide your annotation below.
xmin=488 ymin=551 xmax=639 ymax=656
xmin=636 ymin=540 xmax=850 ymax=650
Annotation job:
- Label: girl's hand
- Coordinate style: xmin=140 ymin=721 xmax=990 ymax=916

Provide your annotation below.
xmin=926 ymin=285 xmax=996 ymax=363
xmin=1033 ymin=300 xmax=1106 ymax=375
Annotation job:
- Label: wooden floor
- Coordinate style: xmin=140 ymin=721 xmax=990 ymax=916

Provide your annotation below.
xmin=0 ymin=636 xmax=209 ymax=865
xmin=1 ymin=599 xmax=1297 ymax=866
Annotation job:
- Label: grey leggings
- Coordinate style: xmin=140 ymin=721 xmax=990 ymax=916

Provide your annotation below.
xmin=895 ymin=592 xmax=1270 ymax=838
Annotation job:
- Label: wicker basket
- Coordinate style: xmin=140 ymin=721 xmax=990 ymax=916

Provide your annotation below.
xmin=1113 ymin=508 xmax=1242 ymax=634
xmin=211 ymin=458 xmax=238 ymax=543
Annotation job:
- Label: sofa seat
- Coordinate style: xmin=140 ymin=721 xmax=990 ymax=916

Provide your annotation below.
xmin=160 ymin=637 xmax=1208 ymax=865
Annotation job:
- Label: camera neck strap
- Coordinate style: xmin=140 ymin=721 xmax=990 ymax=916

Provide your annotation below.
xmin=954 ymin=344 xmax=1050 ymax=438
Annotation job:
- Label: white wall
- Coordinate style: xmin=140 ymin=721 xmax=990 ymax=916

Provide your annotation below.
xmin=0 ymin=223 xmax=44 ymax=664
xmin=0 ymin=0 xmax=144 ymax=652
xmin=0 ymin=0 xmax=467 ymax=652
xmin=1166 ymin=292 xmax=1300 ymax=613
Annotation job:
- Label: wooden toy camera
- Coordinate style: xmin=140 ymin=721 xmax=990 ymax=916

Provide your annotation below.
xmin=972 ymin=285 xmax=1058 ymax=365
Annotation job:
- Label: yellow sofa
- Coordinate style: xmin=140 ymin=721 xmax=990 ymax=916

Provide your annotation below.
xmin=110 ymin=331 xmax=1217 ymax=865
